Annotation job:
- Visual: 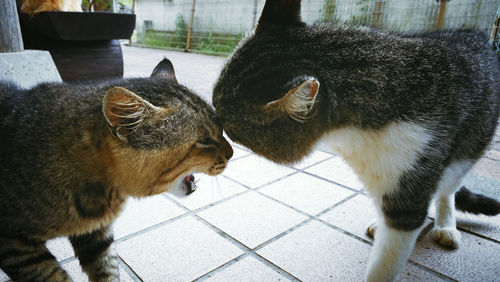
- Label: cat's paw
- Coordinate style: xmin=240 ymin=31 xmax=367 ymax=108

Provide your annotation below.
xmin=366 ymin=219 xmax=377 ymax=239
xmin=431 ymin=227 xmax=461 ymax=249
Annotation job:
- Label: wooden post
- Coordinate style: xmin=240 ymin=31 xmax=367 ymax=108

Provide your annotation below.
xmin=436 ymin=0 xmax=447 ymax=30
xmin=0 ymin=0 xmax=24 ymax=52
xmin=374 ymin=1 xmax=383 ymax=27
xmin=185 ymin=0 xmax=196 ymax=52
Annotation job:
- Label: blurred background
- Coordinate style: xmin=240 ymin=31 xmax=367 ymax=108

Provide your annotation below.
xmin=112 ymin=0 xmax=500 ymax=56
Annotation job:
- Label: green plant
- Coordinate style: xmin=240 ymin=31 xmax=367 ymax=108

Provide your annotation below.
xmin=194 ymin=32 xmax=244 ymax=55
xmin=349 ymin=0 xmax=372 ymax=26
xmin=321 ymin=0 xmax=336 ymax=22
xmin=174 ymin=14 xmax=188 ymax=49
xmin=82 ymin=0 xmax=112 ymax=11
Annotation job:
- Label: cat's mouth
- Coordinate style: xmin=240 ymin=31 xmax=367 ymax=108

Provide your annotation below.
xmin=166 ymin=174 xmax=198 ymax=197
xmin=182 ymin=174 xmax=198 ymax=195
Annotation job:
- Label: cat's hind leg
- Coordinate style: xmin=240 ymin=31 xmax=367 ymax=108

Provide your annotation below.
xmin=0 ymin=234 xmax=71 ymax=281
xmin=69 ymin=225 xmax=119 ymax=281
xmin=431 ymin=161 xmax=472 ymax=248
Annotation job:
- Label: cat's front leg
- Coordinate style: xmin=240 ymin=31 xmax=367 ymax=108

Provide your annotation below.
xmin=0 ymin=235 xmax=71 ymax=281
xmin=69 ymin=225 xmax=119 ymax=282
xmin=365 ymin=217 xmax=422 ymax=282
xmin=365 ymin=191 xmax=429 ymax=282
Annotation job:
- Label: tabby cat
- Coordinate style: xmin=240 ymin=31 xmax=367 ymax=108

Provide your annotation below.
xmin=212 ymin=0 xmax=500 ymax=281
xmin=0 ymin=58 xmax=233 ymax=281
xmin=20 ymin=0 xmax=82 ymax=15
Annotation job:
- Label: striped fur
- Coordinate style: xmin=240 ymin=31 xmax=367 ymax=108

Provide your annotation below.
xmin=0 ymin=59 xmax=233 ymax=280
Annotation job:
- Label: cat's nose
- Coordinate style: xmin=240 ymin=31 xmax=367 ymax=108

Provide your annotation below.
xmin=225 ymin=146 xmax=234 ymax=160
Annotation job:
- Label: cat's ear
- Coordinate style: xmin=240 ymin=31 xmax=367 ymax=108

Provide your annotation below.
xmin=264 ymin=77 xmax=319 ymax=122
xmin=102 ymin=87 xmax=174 ymax=142
xmin=150 ymin=58 xmax=178 ymax=83
xmin=257 ymin=0 xmax=304 ymax=31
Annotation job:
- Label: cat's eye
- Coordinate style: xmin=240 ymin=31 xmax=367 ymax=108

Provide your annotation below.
xmin=197 ymin=137 xmax=218 ymax=148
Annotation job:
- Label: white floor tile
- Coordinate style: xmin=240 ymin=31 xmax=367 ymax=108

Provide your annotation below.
xmin=320 ymin=194 xmax=378 ymax=240
xmin=260 ymin=172 xmax=354 ymax=215
xmin=222 ymin=155 xmax=296 ymax=188
xmin=61 ymin=260 xmax=134 ymax=282
xmin=113 ymin=195 xmax=186 ymax=239
xmin=0 ymin=269 xmax=9 ymax=281
xmin=205 ymin=255 xmax=291 ymax=282
xmin=198 ymin=191 xmax=308 ymax=248
xmin=305 ymin=156 xmax=364 ymax=190
xmin=169 ymin=175 xmax=248 ymax=211
xmin=257 ymin=220 xmax=370 ymax=281
xmin=410 ymin=231 xmax=500 ymax=281
xmin=46 ymin=237 xmax=75 ymax=262
xmin=117 ymin=216 xmax=243 ymax=281
xmin=293 ymin=150 xmax=333 ymax=169
xmin=230 ymin=147 xmax=251 ymax=160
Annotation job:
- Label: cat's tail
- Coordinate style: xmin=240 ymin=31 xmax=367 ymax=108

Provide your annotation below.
xmin=455 ymin=186 xmax=500 ymax=216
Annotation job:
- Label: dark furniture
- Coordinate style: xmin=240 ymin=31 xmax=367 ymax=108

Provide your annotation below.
xmin=18 ymin=11 xmax=135 ymax=81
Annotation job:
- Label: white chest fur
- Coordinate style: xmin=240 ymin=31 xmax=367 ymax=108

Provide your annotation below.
xmin=320 ymin=122 xmax=433 ymax=197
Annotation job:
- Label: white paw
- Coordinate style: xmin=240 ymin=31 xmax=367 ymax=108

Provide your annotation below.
xmin=366 ymin=219 xmax=377 ymax=239
xmin=431 ymin=227 xmax=461 ymax=249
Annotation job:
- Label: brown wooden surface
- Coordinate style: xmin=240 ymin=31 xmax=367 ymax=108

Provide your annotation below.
xmin=437 ymin=0 xmax=447 ymax=30
xmin=0 ymin=0 xmax=23 ymax=52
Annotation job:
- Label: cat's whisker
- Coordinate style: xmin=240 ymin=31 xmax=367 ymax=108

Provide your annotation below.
xmin=214 ymin=175 xmax=225 ymax=198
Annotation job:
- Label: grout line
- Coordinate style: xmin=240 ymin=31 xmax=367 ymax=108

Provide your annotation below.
xmin=228 ymin=152 xmax=251 ymax=162
xmin=163 ymin=194 xmax=302 ymax=282
xmin=293 ymin=154 xmax=335 ymax=170
xmin=59 ymin=256 xmax=78 ymax=265
xmin=158 ymin=175 xmax=307 ymax=281
xmin=163 ymin=187 xmax=252 ymax=215
xmin=114 ymin=176 xmax=255 ymax=244
xmin=119 ymin=257 xmax=143 ymax=282
xmin=316 ymin=218 xmax=374 ymax=246
xmin=221 ymin=170 xmax=300 ymax=191
xmin=192 ymin=253 xmax=251 ymax=281
xmin=314 ymin=192 xmax=362 ymax=217
xmin=249 ymin=190 xmax=375 ymax=249
xmin=249 ymin=252 xmax=302 ymax=282
xmin=114 ymin=212 xmax=192 ymax=244
xmin=406 ymin=260 xmax=457 ymax=282
xmin=107 ymin=148 xmax=499 ymax=281
xmin=192 ymin=214 xmax=303 ymax=282
xmin=417 ymin=221 xmax=435 ymax=241
xmin=224 ymin=150 xmax=335 ymax=191
xmin=301 ymin=170 xmax=361 ymax=193
xmin=252 ymin=218 xmax=315 ymax=251
xmin=457 ymin=227 xmax=500 ymax=244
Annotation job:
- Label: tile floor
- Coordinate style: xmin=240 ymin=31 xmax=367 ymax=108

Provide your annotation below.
xmin=1 ymin=46 xmax=499 ymax=281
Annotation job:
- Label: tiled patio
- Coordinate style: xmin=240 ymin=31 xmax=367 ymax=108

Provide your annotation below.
xmin=2 ymin=45 xmax=499 ymax=281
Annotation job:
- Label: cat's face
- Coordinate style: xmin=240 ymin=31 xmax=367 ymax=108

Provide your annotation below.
xmin=101 ymin=59 xmax=233 ymax=197
xmin=213 ymin=0 xmax=323 ymax=164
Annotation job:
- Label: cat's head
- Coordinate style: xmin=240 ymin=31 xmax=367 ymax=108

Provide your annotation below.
xmin=102 ymin=59 xmax=233 ymax=196
xmin=213 ymin=0 xmax=325 ymax=164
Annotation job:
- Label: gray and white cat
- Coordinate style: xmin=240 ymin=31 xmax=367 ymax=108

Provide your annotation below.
xmin=212 ymin=0 xmax=500 ymax=281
